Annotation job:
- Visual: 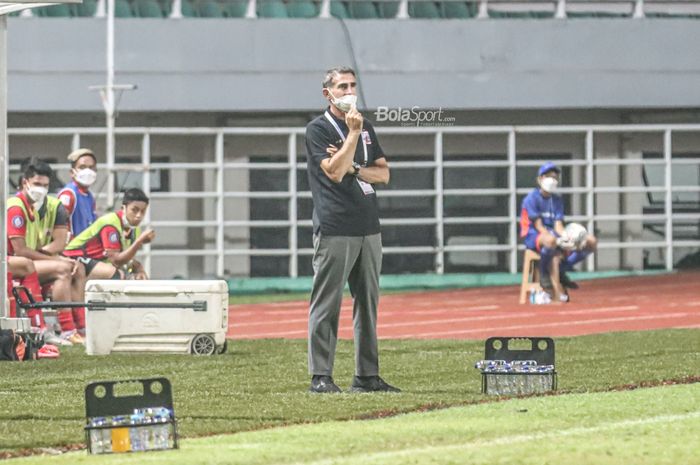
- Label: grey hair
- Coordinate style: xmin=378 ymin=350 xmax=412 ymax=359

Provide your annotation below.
xmin=322 ymin=66 xmax=356 ymax=88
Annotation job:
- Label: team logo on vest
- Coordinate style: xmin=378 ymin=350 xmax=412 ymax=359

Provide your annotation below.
xmin=108 ymin=231 xmax=119 ymax=244
xmin=12 ymin=216 xmax=24 ymax=229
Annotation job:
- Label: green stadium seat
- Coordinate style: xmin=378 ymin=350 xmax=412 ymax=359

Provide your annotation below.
xmin=225 ymin=0 xmax=248 ymax=17
xmin=177 ymin=0 xmax=197 ymax=16
xmin=645 ymin=12 xmax=700 ymax=19
xmin=37 ymin=4 xmax=73 ymax=16
xmin=377 ymin=0 xmax=399 ymax=17
xmin=441 ymin=1 xmax=474 ymax=19
xmin=115 ymin=0 xmax=134 ymax=17
xmin=75 ymin=0 xmax=98 ymax=16
xmin=257 ymin=0 xmax=288 ymax=17
xmin=330 ymin=0 xmax=349 ymax=18
xmin=287 ymin=0 xmax=318 ymax=17
xmin=348 ymin=1 xmax=377 ymax=18
xmin=199 ymin=0 xmax=224 ymax=16
xmin=136 ymin=0 xmax=165 ymax=16
xmin=408 ymin=1 xmax=441 ymax=18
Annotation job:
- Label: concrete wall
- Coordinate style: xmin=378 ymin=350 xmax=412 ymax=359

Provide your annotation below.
xmin=7 ymin=18 xmax=700 ymax=112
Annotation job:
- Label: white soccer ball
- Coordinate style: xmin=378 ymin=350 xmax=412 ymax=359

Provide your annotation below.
xmin=564 ymin=223 xmax=588 ymax=250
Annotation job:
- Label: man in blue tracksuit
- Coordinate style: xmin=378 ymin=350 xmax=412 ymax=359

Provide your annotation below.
xmin=520 ymin=162 xmax=598 ymax=297
xmin=58 ymin=148 xmax=98 ymax=238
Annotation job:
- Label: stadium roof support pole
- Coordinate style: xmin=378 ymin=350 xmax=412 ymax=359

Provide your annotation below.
xmin=1 ymin=15 xmax=7 ymax=316
xmin=663 ymin=130 xmax=673 ymax=271
xmin=434 ymin=131 xmax=444 ymax=274
xmin=508 ymin=130 xmax=517 ymax=274
xmin=288 ymin=133 xmax=298 ymax=278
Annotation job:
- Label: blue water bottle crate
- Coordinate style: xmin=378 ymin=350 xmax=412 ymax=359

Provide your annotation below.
xmin=475 ymin=337 xmax=557 ymax=396
xmin=84 ymin=377 xmax=179 ymax=454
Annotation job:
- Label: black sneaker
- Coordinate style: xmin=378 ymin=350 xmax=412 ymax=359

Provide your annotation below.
xmin=559 ymin=271 xmax=579 ymax=290
xmin=309 ymin=375 xmax=342 ymax=394
xmin=349 ymin=376 xmax=401 ymax=393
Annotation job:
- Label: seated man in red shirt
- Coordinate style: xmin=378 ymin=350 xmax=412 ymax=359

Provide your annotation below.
xmin=7 ymin=159 xmax=86 ymax=345
xmin=63 ymin=188 xmax=155 ymax=280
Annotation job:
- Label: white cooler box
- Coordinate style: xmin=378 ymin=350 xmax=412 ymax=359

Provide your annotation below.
xmin=85 ymin=280 xmax=228 ymax=355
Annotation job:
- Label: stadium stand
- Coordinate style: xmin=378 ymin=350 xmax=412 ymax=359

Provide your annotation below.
xmin=11 ymin=0 xmax=700 ymax=19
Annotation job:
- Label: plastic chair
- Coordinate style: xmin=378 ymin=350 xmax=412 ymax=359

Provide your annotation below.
xmin=441 ymin=1 xmax=474 ymax=18
xmin=408 ymin=1 xmax=441 ymax=18
xmin=377 ymin=0 xmax=399 ymax=17
xmin=136 ymin=0 xmax=165 ymax=17
xmin=226 ymin=0 xmax=248 ymax=17
xmin=39 ymin=4 xmax=73 ymax=16
xmin=179 ymin=0 xmax=198 ymax=17
xmin=257 ymin=0 xmax=288 ymax=17
xmin=348 ymin=1 xmax=377 ymax=18
xmin=199 ymin=0 xmax=225 ymax=17
xmin=287 ymin=0 xmax=318 ymax=17
xmin=115 ymin=0 xmax=135 ymax=17
xmin=75 ymin=0 xmax=98 ymax=17
xmin=330 ymin=0 xmax=349 ymax=18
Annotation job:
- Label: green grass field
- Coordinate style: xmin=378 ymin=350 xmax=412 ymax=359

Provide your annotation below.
xmin=1 ymin=328 xmax=699 ymax=463
xmin=8 ymin=383 xmax=700 ymax=465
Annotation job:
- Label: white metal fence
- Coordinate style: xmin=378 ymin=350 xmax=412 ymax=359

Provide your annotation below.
xmin=8 ymin=124 xmax=700 ymax=278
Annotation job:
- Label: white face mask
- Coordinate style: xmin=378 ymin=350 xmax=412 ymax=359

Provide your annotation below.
xmin=540 ymin=177 xmax=559 ymax=194
xmin=74 ymin=168 xmax=97 ymax=187
xmin=121 ymin=209 xmax=132 ymax=228
xmin=326 ymin=89 xmax=357 ymax=113
xmin=26 ymin=185 xmax=48 ymax=210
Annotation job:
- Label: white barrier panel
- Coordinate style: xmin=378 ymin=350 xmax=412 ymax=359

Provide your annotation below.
xmin=85 ymin=280 xmax=228 ymax=356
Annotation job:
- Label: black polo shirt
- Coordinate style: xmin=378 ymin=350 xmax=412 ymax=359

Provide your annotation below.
xmin=305 ymin=108 xmax=386 ymax=237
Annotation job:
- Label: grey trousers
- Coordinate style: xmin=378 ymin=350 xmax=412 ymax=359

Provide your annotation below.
xmin=308 ymin=233 xmax=382 ymax=377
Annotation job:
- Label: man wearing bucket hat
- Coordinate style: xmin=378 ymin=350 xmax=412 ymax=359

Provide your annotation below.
xmin=58 ymin=148 xmax=98 ymax=238
xmin=520 ymin=162 xmax=598 ymax=300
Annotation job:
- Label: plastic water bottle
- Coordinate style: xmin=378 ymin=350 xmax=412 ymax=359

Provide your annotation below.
xmin=88 ymin=417 xmax=106 ymax=454
xmin=129 ymin=412 xmax=145 ymax=452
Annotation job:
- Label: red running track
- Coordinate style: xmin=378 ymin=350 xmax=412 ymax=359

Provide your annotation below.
xmin=229 ymin=271 xmax=700 ymax=340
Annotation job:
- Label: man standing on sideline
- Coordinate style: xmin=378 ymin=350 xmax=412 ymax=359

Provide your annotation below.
xmin=58 ymin=148 xmax=98 ymax=238
xmin=304 ymin=66 xmax=399 ymax=393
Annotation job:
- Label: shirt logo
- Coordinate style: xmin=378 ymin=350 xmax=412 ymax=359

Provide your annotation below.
xmin=12 ymin=216 xmax=24 ymax=229
xmin=109 ymin=232 xmax=119 ymax=244
xmin=361 ymin=130 xmax=372 ymax=145
xmin=59 ymin=194 xmax=72 ymax=207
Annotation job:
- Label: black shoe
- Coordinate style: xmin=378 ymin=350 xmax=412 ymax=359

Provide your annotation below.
xmin=539 ymin=271 xmax=553 ymax=293
xmin=349 ymin=376 xmax=401 ymax=393
xmin=309 ymin=375 xmax=341 ymax=393
xmin=559 ymin=271 xmax=579 ymax=290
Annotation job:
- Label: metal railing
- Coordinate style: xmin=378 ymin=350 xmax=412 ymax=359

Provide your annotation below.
xmin=8 ymin=123 xmax=700 ymax=277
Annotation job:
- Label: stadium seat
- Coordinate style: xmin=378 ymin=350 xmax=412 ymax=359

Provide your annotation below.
xmin=115 ymin=0 xmax=135 ymax=17
xmin=347 ymin=1 xmax=377 ymax=18
xmin=75 ymin=0 xmax=98 ymax=16
xmin=226 ymin=0 xmax=248 ymax=17
xmin=199 ymin=0 xmax=224 ymax=17
xmin=408 ymin=1 xmax=441 ymax=18
xmin=287 ymin=0 xmax=318 ymax=18
xmin=257 ymin=0 xmax=288 ymax=17
xmin=178 ymin=0 xmax=198 ymax=16
xmin=330 ymin=0 xmax=349 ymax=18
xmin=378 ymin=0 xmax=399 ymax=17
xmin=36 ymin=4 xmax=73 ymax=16
xmin=441 ymin=1 xmax=474 ymax=18
xmin=136 ymin=0 xmax=165 ymax=17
